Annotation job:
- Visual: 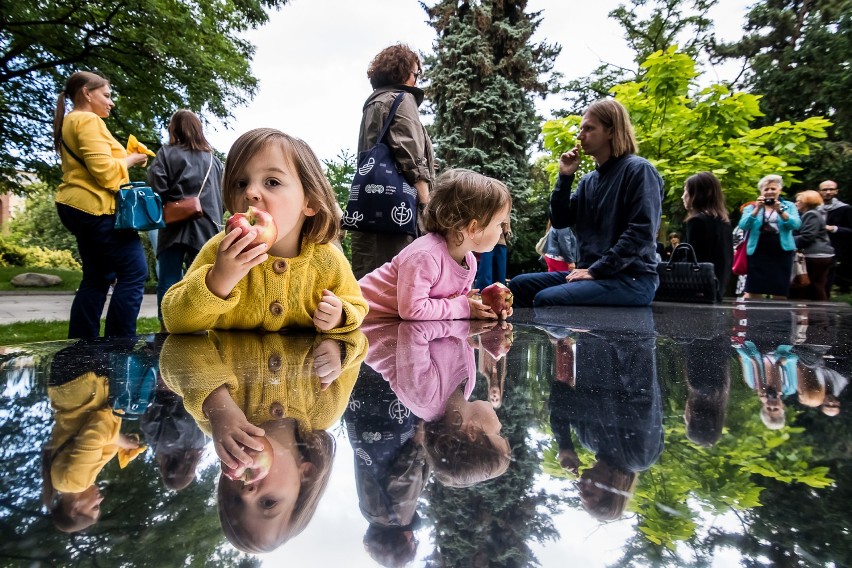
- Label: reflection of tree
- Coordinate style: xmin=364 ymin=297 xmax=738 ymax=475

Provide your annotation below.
xmin=0 ymin=348 xmax=253 ymax=567
xmin=607 ymin=339 xmax=837 ymax=567
xmin=423 ymin=330 xmax=559 ymax=567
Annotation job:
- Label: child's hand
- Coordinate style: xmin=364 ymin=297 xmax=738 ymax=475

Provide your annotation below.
xmin=117 ymin=433 xmax=142 ymax=450
xmin=203 ymin=386 xmax=266 ymax=472
xmin=205 ymin=227 xmax=269 ymax=299
xmin=314 ymin=289 xmax=344 ymax=331
xmin=467 ymin=290 xmax=498 ymax=320
xmin=313 ymin=339 xmax=343 ymax=389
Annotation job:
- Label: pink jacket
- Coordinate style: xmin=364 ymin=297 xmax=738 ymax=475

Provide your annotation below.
xmin=358 ymin=233 xmax=476 ymax=320
xmin=362 ymin=320 xmax=476 ymax=421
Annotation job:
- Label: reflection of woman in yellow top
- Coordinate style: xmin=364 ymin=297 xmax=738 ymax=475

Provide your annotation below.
xmin=42 ymin=340 xmax=144 ymax=532
xmin=159 ymin=330 xmax=367 ymax=552
xmin=53 ymin=71 xmax=151 ymax=339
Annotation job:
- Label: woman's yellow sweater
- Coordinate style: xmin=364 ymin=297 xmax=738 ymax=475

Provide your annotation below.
xmin=162 ymin=234 xmax=368 ymax=334
xmin=159 ymin=330 xmax=368 ymax=434
xmin=47 ymin=373 xmax=120 ymax=493
xmin=55 ymin=111 xmax=129 ymax=215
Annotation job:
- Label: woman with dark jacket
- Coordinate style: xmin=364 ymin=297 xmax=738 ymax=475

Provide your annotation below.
xmin=737 ymin=174 xmax=801 ymax=299
xmin=350 ymin=44 xmax=436 ymax=279
xmin=147 ymin=110 xmax=224 ymax=326
xmin=792 ymin=190 xmax=835 ymax=301
xmin=681 ymin=172 xmax=733 ymax=301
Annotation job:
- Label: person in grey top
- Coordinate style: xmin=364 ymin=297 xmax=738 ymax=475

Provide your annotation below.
xmin=147 ymin=110 xmax=224 ymax=325
xmin=792 ymin=190 xmax=834 ymax=301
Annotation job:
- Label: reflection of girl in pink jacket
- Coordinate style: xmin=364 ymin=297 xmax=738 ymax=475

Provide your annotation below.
xmin=362 ymin=320 xmax=511 ymax=487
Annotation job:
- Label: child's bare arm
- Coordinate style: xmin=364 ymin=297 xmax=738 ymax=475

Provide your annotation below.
xmin=206 ymin=227 xmax=269 ymax=299
xmin=203 ymin=386 xmax=265 ymax=471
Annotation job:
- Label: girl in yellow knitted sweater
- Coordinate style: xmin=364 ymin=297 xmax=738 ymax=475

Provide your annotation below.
xmin=160 ymin=329 xmax=367 ymax=552
xmin=162 ymin=128 xmax=368 ymax=334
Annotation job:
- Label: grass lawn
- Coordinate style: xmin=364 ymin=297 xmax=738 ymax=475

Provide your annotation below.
xmin=0 ymin=317 xmax=160 ymax=345
xmin=0 ymin=266 xmax=82 ymax=292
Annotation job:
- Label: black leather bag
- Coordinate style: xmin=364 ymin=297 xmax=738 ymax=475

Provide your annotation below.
xmin=654 ymin=243 xmax=718 ymax=304
xmin=341 ymin=92 xmax=418 ymax=236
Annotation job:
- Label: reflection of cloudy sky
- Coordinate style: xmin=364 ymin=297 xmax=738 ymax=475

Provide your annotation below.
xmin=204 ymin=0 xmax=752 ymax=165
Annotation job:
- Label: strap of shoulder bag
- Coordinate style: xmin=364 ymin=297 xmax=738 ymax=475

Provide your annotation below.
xmin=196 ymin=153 xmax=214 ymax=199
xmin=61 ymin=139 xmax=87 ymax=168
xmin=377 ymin=92 xmax=408 ymax=145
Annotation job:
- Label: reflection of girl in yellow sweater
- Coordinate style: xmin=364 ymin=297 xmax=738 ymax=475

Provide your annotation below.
xmin=42 ymin=341 xmax=145 ymax=532
xmin=159 ymin=329 xmax=367 ymax=552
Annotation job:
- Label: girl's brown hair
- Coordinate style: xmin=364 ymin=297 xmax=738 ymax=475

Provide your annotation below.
xmin=584 ymin=99 xmax=639 ymax=158
xmin=684 ymin=171 xmax=729 ymax=222
xmin=419 ymin=168 xmax=512 ymax=246
xmin=222 ymin=128 xmax=340 ymax=244
xmin=367 ymin=44 xmax=421 ymax=89
xmin=168 ymin=109 xmax=213 ymax=153
xmin=53 ymin=71 xmax=110 ymax=153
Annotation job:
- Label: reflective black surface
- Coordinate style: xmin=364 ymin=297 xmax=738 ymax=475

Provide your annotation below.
xmin=1 ymin=302 xmax=850 ymax=567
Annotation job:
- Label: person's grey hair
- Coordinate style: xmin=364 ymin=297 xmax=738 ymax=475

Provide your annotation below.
xmin=758 ymin=174 xmax=783 ymax=191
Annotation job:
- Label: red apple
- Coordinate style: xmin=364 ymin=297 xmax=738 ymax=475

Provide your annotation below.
xmin=226 ymin=206 xmax=278 ymax=250
xmin=480 ymin=282 xmax=513 ymax=316
xmin=222 ymin=435 xmax=274 ymax=484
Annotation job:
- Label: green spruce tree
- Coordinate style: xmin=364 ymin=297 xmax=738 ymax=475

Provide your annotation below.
xmin=423 ymin=0 xmax=559 ymax=275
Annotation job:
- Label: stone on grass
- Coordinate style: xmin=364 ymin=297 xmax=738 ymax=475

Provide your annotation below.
xmin=10 ymin=273 xmax=63 ymax=287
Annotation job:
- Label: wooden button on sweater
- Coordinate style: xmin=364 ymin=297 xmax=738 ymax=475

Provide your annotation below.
xmin=269 ymin=302 xmax=284 ymax=316
xmin=272 ymin=259 xmax=288 ymax=274
xmin=268 ymin=354 xmax=282 ymax=372
xmin=269 ymin=402 xmax=285 ymax=418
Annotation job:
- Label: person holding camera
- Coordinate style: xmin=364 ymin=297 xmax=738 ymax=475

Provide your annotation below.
xmin=737 ymin=175 xmax=801 ymax=299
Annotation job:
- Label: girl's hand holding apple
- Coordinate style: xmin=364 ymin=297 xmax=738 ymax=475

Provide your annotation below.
xmin=206 ymin=227 xmax=269 ymax=299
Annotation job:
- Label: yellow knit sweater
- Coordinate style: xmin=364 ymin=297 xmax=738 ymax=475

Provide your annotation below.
xmin=159 ymin=330 xmax=368 ymax=434
xmin=55 ymin=111 xmax=130 ymax=215
xmin=162 ymin=233 xmax=368 ymax=334
xmin=47 ymin=373 xmax=120 ymax=493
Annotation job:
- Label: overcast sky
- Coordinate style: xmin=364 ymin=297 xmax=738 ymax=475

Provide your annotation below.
xmin=202 ymin=0 xmax=753 ymax=167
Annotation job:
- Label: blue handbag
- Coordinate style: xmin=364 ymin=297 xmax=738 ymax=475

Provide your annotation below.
xmin=342 ymin=92 xmax=418 ymax=236
xmin=109 ymin=343 xmax=158 ymax=419
xmin=114 ymin=181 xmax=166 ymax=231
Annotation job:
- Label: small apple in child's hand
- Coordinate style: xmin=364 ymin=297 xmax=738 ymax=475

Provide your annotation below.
xmin=480 ymin=282 xmax=513 ymax=316
xmin=222 ymin=435 xmax=274 ymax=483
xmin=226 ymin=206 xmax=278 ymax=250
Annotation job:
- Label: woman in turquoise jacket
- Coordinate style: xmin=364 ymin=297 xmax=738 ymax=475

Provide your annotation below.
xmin=738 ymin=174 xmax=801 ymax=299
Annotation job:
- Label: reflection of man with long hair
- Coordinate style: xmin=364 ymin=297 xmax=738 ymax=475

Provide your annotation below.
xmin=541 ymin=307 xmax=663 ymax=521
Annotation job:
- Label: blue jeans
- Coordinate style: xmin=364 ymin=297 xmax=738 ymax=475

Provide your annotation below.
xmin=57 ymin=204 xmax=148 ymax=338
xmin=156 ymin=244 xmax=199 ymax=321
xmin=508 ymin=271 xmax=658 ymax=308
xmin=475 ymin=244 xmax=507 ymax=290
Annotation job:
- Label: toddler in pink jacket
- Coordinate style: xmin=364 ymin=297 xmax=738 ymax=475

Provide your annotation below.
xmin=358 ymin=168 xmax=513 ymax=321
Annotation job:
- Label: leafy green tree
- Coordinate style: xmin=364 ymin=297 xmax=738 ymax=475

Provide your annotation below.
xmin=6 ymin=182 xmax=77 ymax=258
xmin=423 ymin=0 xmax=560 ymax=276
xmin=542 ymin=48 xmax=831 ymax=219
xmin=323 ymin=150 xmax=355 ymax=261
xmin=0 ymin=0 xmax=290 ymax=192
xmin=713 ymin=0 xmax=852 ymax=192
xmin=560 ymin=0 xmax=716 ymax=115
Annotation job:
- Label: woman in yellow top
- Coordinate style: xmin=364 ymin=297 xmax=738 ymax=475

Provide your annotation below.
xmin=53 ymin=71 xmax=150 ymax=338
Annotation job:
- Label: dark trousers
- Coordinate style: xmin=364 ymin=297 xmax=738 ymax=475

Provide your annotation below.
xmin=474 ymin=244 xmax=508 ymax=290
xmin=57 ymin=204 xmax=148 ymax=338
xmin=508 ymin=270 xmax=658 ymax=308
xmin=156 ymin=243 xmax=199 ymax=322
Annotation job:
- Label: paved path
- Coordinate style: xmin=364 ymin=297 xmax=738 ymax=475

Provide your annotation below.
xmin=0 ymin=293 xmax=159 ymax=324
